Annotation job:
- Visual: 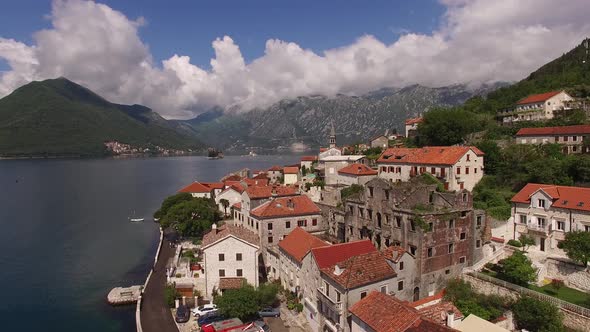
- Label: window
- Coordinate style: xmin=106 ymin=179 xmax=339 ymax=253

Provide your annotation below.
xmin=358 ymin=207 xmax=364 ymax=218
xmin=395 ymin=216 xmax=402 ymax=228
xmin=298 ymin=220 xmax=307 ymax=227
xmin=428 ymin=222 xmax=433 ymax=232
xmin=467 ymin=154 xmax=471 ymax=161
xmin=448 ymin=243 xmax=454 ymax=253
xmin=586 ymin=225 xmax=590 ymax=232
xmin=219 ymin=254 xmax=225 ymax=261
xmin=368 ymin=187 xmax=374 ymax=197
xmin=564 ymin=136 xmax=569 ymax=142
xmin=268 ymin=223 xmax=273 ymax=230
xmin=360 ymin=291 xmax=367 ymax=299
xmin=268 ymin=236 xmax=273 ymax=243
xmin=312 ymin=219 xmax=318 ymax=226
xmin=460 ymin=232 xmax=466 ymax=240
xmin=384 ymin=190 xmax=390 ymax=200
xmin=256 ymin=222 xmax=259 ymax=230
xmin=431 ymin=167 xmax=436 ymax=174
xmin=236 ymin=253 xmax=242 ymax=261
xmin=367 ymin=210 xmax=373 ymax=220
xmin=462 ymin=193 xmax=468 ymax=202
xmin=476 ymin=215 xmax=482 ymax=228
xmin=538 ymin=217 xmax=546 ymax=227
xmin=476 ymin=239 xmax=481 ymax=248
xmin=461 ymin=211 xmax=467 ymax=217
xmin=409 ymin=245 xmax=417 ymax=256
xmin=337 ymin=291 xmax=341 ymax=302
xmin=348 ymin=205 xmax=354 ymax=215
xmin=474 ymin=168 xmax=477 ymax=174
xmin=427 ymin=247 xmax=433 ymax=257
xmin=573 ymin=135 xmax=578 ymax=142
xmin=459 ymin=256 xmax=466 ymax=264
xmin=286 ymin=221 xmax=291 ymax=228
xmin=410 ymin=220 xmax=416 ymax=232
xmin=538 ymin=199 xmax=546 ymax=208
xmin=465 ymin=167 xmax=470 ymax=175
xmin=325 ymin=282 xmax=330 ymax=296
xmin=380 ymin=285 xmax=387 ymax=294
xmin=520 ymin=214 xmax=527 ymax=224
xmin=219 ymin=269 xmax=225 ymax=277
xmin=400 ymin=261 xmax=404 ymax=270
xmin=449 ymin=219 xmax=455 ymax=228
xmin=445 ymin=269 xmax=450 ymax=275
xmin=398 ymin=280 xmax=404 ymax=291
xmin=456 ymin=167 xmax=461 ymax=175
xmin=236 ymin=269 xmax=243 ymax=277
xmin=557 ymin=221 xmax=565 ymax=231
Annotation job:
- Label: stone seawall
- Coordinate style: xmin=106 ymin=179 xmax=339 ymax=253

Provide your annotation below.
xmin=136 ymin=228 xmax=164 ymax=332
xmin=462 ymin=273 xmax=590 ymax=331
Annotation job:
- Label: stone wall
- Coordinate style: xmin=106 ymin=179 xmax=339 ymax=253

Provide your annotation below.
xmin=462 ymin=273 xmax=590 ymax=331
xmin=545 ymin=257 xmax=590 ymax=292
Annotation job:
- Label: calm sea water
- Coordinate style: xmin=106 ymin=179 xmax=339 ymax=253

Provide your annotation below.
xmin=0 ymin=155 xmax=300 ymax=331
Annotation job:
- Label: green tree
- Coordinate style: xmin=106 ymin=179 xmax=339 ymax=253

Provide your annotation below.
xmin=416 ymin=107 xmax=484 ymax=146
xmin=220 ymin=198 xmax=230 ymax=217
xmin=519 ymin=234 xmax=536 ymax=252
xmin=159 ymin=197 xmax=221 ymax=237
xmin=153 ymin=192 xmax=193 ymax=219
xmin=214 ymin=283 xmax=278 ymax=321
xmin=499 ymin=251 xmax=537 ymax=286
xmin=476 ymin=140 xmax=501 ymax=175
xmin=513 ymin=297 xmax=564 ymax=332
xmin=164 ymin=283 xmax=180 ymax=308
xmin=558 ymin=231 xmax=590 ymax=267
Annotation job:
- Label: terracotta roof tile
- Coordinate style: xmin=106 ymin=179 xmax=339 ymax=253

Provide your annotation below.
xmin=301 ymin=156 xmax=318 ymax=162
xmin=511 ymin=183 xmax=590 ymax=212
xmin=321 ymin=251 xmax=396 ymax=289
xmin=312 ymin=240 xmax=376 ymax=269
xmin=405 ymin=117 xmax=423 ymax=125
xmin=202 ymin=225 xmax=259 ymax=248
xmin=218 ymin=277 xmax=245 ymax=290
xmin=377 ymin=146 xmax=483 ymax=165
xmin=232 ymin=202 xmax=242 ymax=210
xmin=243 ymin=178 xmax=269 ymax=186
xmin=278 ymin=228 xmax=329 ymax=263
xmin=516 ymin=124 xmax=590 ymax=136
xmin=251 ymin=195 xmax=320 ymax=219
xmin=178 ymin=182 xmax=213 ymax=193
xmin=283 ymin=166 xmax=299 ymax=174
xmin=416 ymin=301 xmax=463 ymax=326
xmin=205 ymin=182 xmax=225 ymax=190
xmin=268 ymin=165 xmax=283 ymax=171
xmin=338 ymin=163 xmax=378 ymax=176
xmin=382 ymin=245 xmax=407 ymax=262
xmin=245 ymin=185 xmax=298 ymax=199
xmin=517 ymin=91 xmax=563 ymax=105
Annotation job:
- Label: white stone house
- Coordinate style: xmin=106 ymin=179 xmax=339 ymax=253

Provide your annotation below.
xmin=337 ymin=163 xmax=378 ymax=186
xmin=511 ymin=183 xmax=590 ymax=256
xmin=377 ymin=146 xmax=485 ymax=191
xmin=301 ymin=156 xmax=318 ymax=170
xmin=232 ymin=185 xmax=299 ymax=229
xmin=215 ymin=184 xmax=245 ymax=216
xmin=515 ymin=124 xmax=590 ymax=154
xmin=370 ymin=135 xmax=388 ymax=149
xmin=201 ymin=224 xmax=260 ymax=299
xmin=405 ymin=117 xmax=423 ymax=137
xmin=283 ymin=166 xmax=299 ymax=185
xmin=321 ymin=155 xmax=367 ymax=185
xmin=497 ymin=90 xmax=575 ymax=124
xmin=178 ymin=181 xmax=224 ymax=199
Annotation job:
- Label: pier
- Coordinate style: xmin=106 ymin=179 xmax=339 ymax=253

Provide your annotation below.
xmin=107 ymin=285 xmax=142 ymax=305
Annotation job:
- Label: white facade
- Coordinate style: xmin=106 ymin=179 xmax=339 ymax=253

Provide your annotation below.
xmin=215 ymin=188 xmax=242 ymax=216
xmin=378 ymin=149 xmax=484 ymax=191
xmin=202 ymin=235 xmax=259 ymax=298
xmin=499 ymin=91 xmax=575 ymax=124
xmin=284 ymin=173 xmax=299 ymax=185
xmin=338 ymin=173 xmax=377 ymax=186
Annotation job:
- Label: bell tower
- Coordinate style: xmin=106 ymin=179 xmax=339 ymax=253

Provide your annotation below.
xmin=329 ymin=121 xmax=336 ymax=149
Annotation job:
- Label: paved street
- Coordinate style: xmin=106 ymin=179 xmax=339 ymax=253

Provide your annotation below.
xmin=140 ymin=239 xmax=179 ymax=332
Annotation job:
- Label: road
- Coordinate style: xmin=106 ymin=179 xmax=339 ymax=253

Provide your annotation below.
xmin=140 ymin=238 xmax=179 ymax=332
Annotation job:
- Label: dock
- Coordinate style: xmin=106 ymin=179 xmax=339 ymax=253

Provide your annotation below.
xmin=107 ymin=285 xmax=143 ymax=305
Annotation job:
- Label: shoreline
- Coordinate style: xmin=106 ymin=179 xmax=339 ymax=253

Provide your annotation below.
xmin=136 ymin=227 xmax=165 ymax=332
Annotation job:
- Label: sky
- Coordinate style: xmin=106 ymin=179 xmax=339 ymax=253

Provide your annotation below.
xmin=0 ymin=0 xmax=589 ymax=118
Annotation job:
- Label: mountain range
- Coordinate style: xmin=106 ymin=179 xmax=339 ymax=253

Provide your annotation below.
xmin=0 ymin=78 xmax=203 ymax=157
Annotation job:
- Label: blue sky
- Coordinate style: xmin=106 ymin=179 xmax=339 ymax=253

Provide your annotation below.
xmin=0 ymin=0 xmax=444 ymax=69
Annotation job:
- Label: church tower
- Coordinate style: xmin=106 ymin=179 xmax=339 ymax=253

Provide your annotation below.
xmin=329 ymin=121 xmax=336 ymax=148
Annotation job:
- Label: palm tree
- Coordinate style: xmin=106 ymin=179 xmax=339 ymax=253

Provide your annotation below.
xmin=220 ymin=199 xmax=230 ymax=217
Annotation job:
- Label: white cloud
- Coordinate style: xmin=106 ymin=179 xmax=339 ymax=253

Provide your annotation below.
xmin=1 ymin=0 xmax=589 ymax=118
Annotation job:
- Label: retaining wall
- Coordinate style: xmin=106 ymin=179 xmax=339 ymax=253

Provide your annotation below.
xmin=136 ymin=228 xmax=164 ymax=332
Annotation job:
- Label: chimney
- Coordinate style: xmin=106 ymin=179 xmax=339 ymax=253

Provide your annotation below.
xmin=212 ymin=223 xmax=218 ymax=234
xmin=271 ymin=186 xmax=277 ymax=196
xmin=287 ymin=198 xmax=294 ymax=209
xmin=334 ymin=265 xmax=345 ymax=276
xmin=446 ymin=310 xmax=455 ymax=328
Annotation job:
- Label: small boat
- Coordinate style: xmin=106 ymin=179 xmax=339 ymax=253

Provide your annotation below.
xmin=129 ymin=210 xmax=144 ymax=222
xmin=248 ymin=151 xmax=257 ymax=157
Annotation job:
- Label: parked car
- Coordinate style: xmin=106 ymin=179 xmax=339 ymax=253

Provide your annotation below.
xmin=192 ymin=303 xmax=218 ymax=318
xmin=175 ymin=305 xmax=190 ymax=323
xmin=253 ymin=320 xmax=271 ymax=332
xmin=198 ymin=313 xmax=225 ymax=326
xmin=258 ymin=307 xmax=280 ymax=318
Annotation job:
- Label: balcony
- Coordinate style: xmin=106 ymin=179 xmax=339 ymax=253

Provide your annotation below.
xmin=317 ymin=287 xmax=343 ymax=312
xmin=527 ymin=223 xmax=551 ymax=234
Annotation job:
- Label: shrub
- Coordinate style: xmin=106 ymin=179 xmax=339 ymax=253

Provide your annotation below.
xmin=498 ymin=251 xmax=537 ymax=286
xmin=507 ymin=239 xmax=522 ymax=247
xmin=175 ymin=273 xmax=182 ymax=278
xmin=295 ymin=303 xmax=303 ymax=312
xmin=513 ymin=297 xmax=564 ymax=332
xmin=164 ymin=283 xmax=180 ymax=308
xmin=551 ymin=279 xmax=565 ymax=291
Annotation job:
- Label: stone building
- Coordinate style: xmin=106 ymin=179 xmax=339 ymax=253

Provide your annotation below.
xmin=232 ymin=185 xmax=298 ymax=229
xmin=337 ymin=163 xmax=378 ymax=186
xmin=497 ymin=90 xmax=575 ymax=124
xmin=511 ymin=183 xmax=590 ymax=256
xmin=339 ymin=177 xmax=486 ymax=299
xmin=515 ymin=124 xmax=590 ymax=154
xmin=178 ymin=181 xmax=225 ymax=199
xmin=377 ymin=146 xmax=484 ymax=191
xmin=405 ymin=117 xmax=423 ymax=138
xmin=201 ymin=224 xmax=260 ymax=299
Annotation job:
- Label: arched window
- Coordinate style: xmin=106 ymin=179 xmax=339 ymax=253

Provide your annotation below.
xmin=413 ymin=287 xmax=420 ymax=301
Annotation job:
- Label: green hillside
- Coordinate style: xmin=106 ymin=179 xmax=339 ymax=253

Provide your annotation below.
xmin=0 ymin=78 xmax=203 ymax=157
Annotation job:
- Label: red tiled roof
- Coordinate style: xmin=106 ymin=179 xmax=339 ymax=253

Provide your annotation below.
xmin=245 ymin=185 xmax=298 ymax=199
xmin=377 ymin=146 xmax=484 ymax=165
xmin=220 ymin=183 xmax=246 ymax=196
xmin=511 ymin=183 xmax=590 ymax=212
xmin=491 ymin=236 xmax=505 ymax=243
xmin=338 ymin=163 xmax=378 ymax=176
xmin=178 ymin=182 xmax=212 ymax=193
xmin=232 ymin=202 xmax=242 ymax=210
xmin=405 ymin=117 xmax=423 ymax=125
xmin=382 ymin=245 xmax=407 ymax=262
xmin=312 ymin=240 xmax=376 ymax=269
xmin=202 ymin=225 xmax=260 ymax=248
xmin=218 ymin=277 xmax=245 ymax=290
xmin=250 ymin=195 xmax=320 ymax=219
xmin=350 ymin=292 xmax=454 ymax=332
xmin=278 ymin=228 xmax=328 ymax=263
xmin=301 ymin=156 xmax=318 ymax=162
xmin=321 ymin=251 xmax=397 ymax=289
xmin=205 ymin=182 xmax=225 ymax=190
xmin=222 ymin=174 xmax=242 ymax=182
xmin=516 ymin=124 xmax=590 ymax=136
xmin=416 ymin=301 xmax=463 ymax=327
xmin=252 ymin=173 xmax=269 ymax=180
xmin=268 ymin=165 xmax=283 ymax=172
xmin=410 ymin=290 xmax=445 ymax=308
xmin=283 ymin=166 xmax=299 ymax=174
xmin=243 ymin=178 xmax=269 ymax=187
xmin=517 ymin=91 xmax=563 ymax=105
